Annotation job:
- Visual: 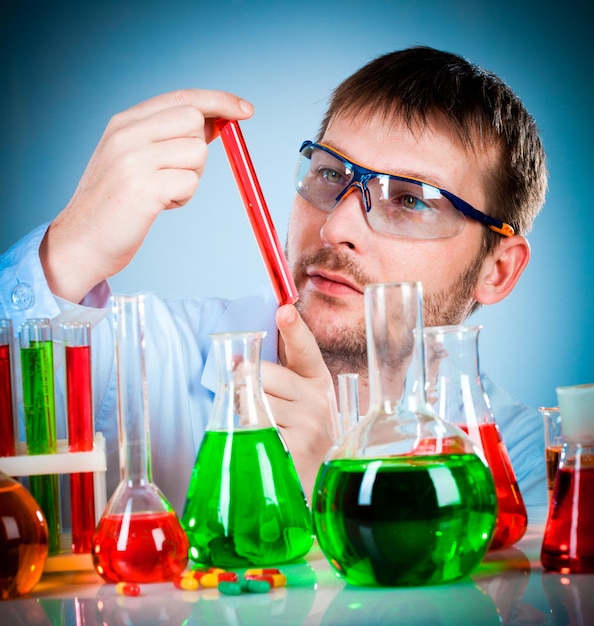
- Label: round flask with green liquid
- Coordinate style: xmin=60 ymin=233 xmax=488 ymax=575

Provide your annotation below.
xmin=312 ymin=282 xmax=497 ymax=587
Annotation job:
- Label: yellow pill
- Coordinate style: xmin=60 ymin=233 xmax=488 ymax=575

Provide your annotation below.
xmin=200 ymin=573 xmax=220 ymax=588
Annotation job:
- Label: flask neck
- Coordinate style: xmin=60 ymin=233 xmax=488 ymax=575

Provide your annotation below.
xmin=113 ymin=295 xmax=152 ymax=483
xmin=210 ymin=331 xmax=274 ymax=430
xmin=365 ymin=282 xmax=428 ymax=414
xmin=424 ymin=325 xmax=492 ymax=426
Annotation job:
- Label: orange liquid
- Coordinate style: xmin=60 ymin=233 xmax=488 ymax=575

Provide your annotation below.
xmin=459 ymin=422 xmax=527 ymax=550
xmin=92 ymin=511 xmax=189 ymax=583
xmin=0 ymin=475 xmax=49 ymax=599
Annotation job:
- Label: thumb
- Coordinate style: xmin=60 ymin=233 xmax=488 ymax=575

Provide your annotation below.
xmin=276 ymin=304 xmax=328 ymax=380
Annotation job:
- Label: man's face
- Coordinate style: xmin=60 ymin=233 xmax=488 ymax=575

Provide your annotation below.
xmin=285 ymin=111 xmax=495 ymax=369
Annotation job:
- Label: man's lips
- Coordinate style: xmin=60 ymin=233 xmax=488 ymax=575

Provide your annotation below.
xmin=305 ymin=269 xmax=363 ymax=297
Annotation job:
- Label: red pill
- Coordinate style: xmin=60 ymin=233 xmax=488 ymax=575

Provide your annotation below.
xmin=116 ymin=582 xmax=141 ymax=597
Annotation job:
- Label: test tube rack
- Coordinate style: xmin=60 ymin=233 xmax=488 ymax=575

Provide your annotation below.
xmin=0 ymin=432 xmax=107 ymax=572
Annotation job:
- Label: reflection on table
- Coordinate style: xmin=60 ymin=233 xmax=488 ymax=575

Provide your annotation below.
xmin=1 ymin=507 xmax=592 ymax=625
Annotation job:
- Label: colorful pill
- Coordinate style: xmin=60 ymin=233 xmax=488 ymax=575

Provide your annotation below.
xmin=200 ymin=573 xmax=222 ymax=588
xmin=243 ymin=579 xmax=271 ymax=594
xmin=244 ymin=573 xmax=287 ymax=588
xmin=218 ymin=581 xmax=243 ymax=596
xmin=174 ymin=575 xmax=200 ymax=591
xmin=245 ymin=568 xmax=281 ymax=576
xmin=116 ymin=582 xmax=141 ymax=597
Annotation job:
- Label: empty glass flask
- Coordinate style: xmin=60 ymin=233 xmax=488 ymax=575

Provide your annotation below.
xmin=312 ymin=282 xmax=497 ymax=587
xmin=182 ymin=331 xmax=314 ymax=568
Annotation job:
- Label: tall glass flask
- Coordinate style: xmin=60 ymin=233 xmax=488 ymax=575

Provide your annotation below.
xmin=541 ymin=383 xmax=594 ymax=573
xmin=0 ymin=319 xmax=16 ymax=457
xmin=182 ymin=331 xmax=314 ymax=568
xmin=62 ymin=322 xmax=96 ymax=554
xmin=91 ymin=295 xmax=189 ymax=583
xmin=312 ymin=282 xmax=497 ymax=587
xmin=19 ymin=318 xmax=61 ymax=554
xmin=424 ymin=325 xmax=527 ymax=550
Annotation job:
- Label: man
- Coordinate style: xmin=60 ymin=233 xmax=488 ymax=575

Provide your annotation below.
xmin=0 ymin=46 xmax=548 ymax=514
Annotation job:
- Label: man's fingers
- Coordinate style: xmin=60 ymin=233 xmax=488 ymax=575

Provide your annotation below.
xmin=110 ymin=89 xmax=254 ymax=136
xmin=276 ymin=305 xmax=329 ymax=381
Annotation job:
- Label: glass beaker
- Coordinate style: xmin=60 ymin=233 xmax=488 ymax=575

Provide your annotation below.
xmin=182 ymin=331 xmax=314 ymax=568
xmin=0 ymin=469 xmax=49 ymax=599
xmin=539 ymin=406 xmax=563 ymax=503
xmin=91 ymin=295 xmax=189 ymax=583
xmin=541 ymin=383 xmax=594 ymax=573
xmin=312 ymin=282 xmax=497 ymax=587
xmin=424 ymin=325 xmax=527 ymax=550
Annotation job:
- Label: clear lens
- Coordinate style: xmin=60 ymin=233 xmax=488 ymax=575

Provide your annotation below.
xmin=295 ymin=145 xmax=466 ymax=239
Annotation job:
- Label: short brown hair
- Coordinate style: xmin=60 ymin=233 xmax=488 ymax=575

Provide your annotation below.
xmin=317 ymin=46 xmax=548 ymax=254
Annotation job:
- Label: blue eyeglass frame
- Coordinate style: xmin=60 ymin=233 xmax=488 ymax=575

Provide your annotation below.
xmin=299 ymin=140 xmax=514 ymax=237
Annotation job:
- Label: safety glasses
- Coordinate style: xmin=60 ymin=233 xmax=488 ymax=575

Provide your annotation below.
xmin=295 ymin=141 xmax=514 ymax=239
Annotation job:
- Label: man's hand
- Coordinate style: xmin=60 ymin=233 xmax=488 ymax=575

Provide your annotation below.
xmin=40 ymin=89 xmax=253 ymax=303
xmin=261 ymin=304 xmax=340 ymax=502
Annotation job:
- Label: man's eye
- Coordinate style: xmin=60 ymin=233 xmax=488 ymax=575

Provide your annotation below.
xmin=319 ymin=168 xmax=346 ymax=185
xmin=400 ymin=194 xmax=429 ymax=211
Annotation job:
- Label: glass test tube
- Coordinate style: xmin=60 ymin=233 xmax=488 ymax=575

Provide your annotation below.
xmin=19 ymin=318 xmax=61 ymax=554
xmin=216 ymin=118 xmax=299 ymax=306
xmin=0 ymin=319 xmax=16 ymax=456
xmin=62 ymin=322 xmax=96 ymax=554
xmin=338 ymin=373 xmax=360 ymax=436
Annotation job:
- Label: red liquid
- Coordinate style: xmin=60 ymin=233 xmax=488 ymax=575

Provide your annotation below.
xmin=92 ymin=511 xmax=189 ymax=583
xmin=459 ymin=422 xmax=527 ymax=550
xmin=541 ymin=465 xmax=594 ymax=573
xmin=66 ymin=345 xmax=95 ymax=553
xmin=216 ymin=118 xmax=298 ymax=306
xmin=0 ymin=343 xmax=16 ymax=457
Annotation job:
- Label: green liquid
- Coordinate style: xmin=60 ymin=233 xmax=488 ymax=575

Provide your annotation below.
xmin=312 ymin=454 xmax=497 ymax=587
xmin=182 ymin=428 xmax=314 ymax=567
xmin=21 ymin=341 xmax=60 ymax=554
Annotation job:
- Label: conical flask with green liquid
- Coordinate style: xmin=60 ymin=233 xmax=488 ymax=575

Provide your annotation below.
xmin=312 ymin=281 xmax=497 ymax=587
xmin=182 ymin=331 xmax=314 ymax=568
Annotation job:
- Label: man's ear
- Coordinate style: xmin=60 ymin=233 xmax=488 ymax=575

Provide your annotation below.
xmin=474 ymin=235 xmax=531 ymax=305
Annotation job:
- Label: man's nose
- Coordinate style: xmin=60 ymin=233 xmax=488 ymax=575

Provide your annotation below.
xmin=319 ymin=183 xmax=370 ymax=249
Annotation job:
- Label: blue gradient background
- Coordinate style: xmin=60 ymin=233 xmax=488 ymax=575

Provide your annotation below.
xmin=1 ymin=0 xmax=592 ymax=410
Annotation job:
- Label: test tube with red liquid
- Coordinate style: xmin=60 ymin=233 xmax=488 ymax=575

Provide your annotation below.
xmin=62 ymin=322 xmax=96 ymax=554
xmin=215 ymin=118 xmax=298 ymax=306
xmin=0 ymin=319 xmax=16 ymax=457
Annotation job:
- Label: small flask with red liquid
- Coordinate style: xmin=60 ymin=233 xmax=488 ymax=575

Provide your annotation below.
xmin=424 ymin=325 xmax=528 ymax=550
xmin=91 ymin=295 xmax=189 ymax=583
xmin=541 ymin=383 xmax=594 ymax=573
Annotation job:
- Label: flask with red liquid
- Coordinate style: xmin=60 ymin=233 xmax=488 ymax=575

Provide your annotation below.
xmin=91 ymin=295 xmax=189 ymax=583
xmin=424 ymin=325 xmax=527 ymax=550
xmin=541 ymin=383 xmax=594 ymax=573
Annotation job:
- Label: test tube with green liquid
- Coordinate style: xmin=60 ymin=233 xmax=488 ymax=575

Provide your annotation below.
xmin=20 ymin=318 xmax=61 ymax=554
